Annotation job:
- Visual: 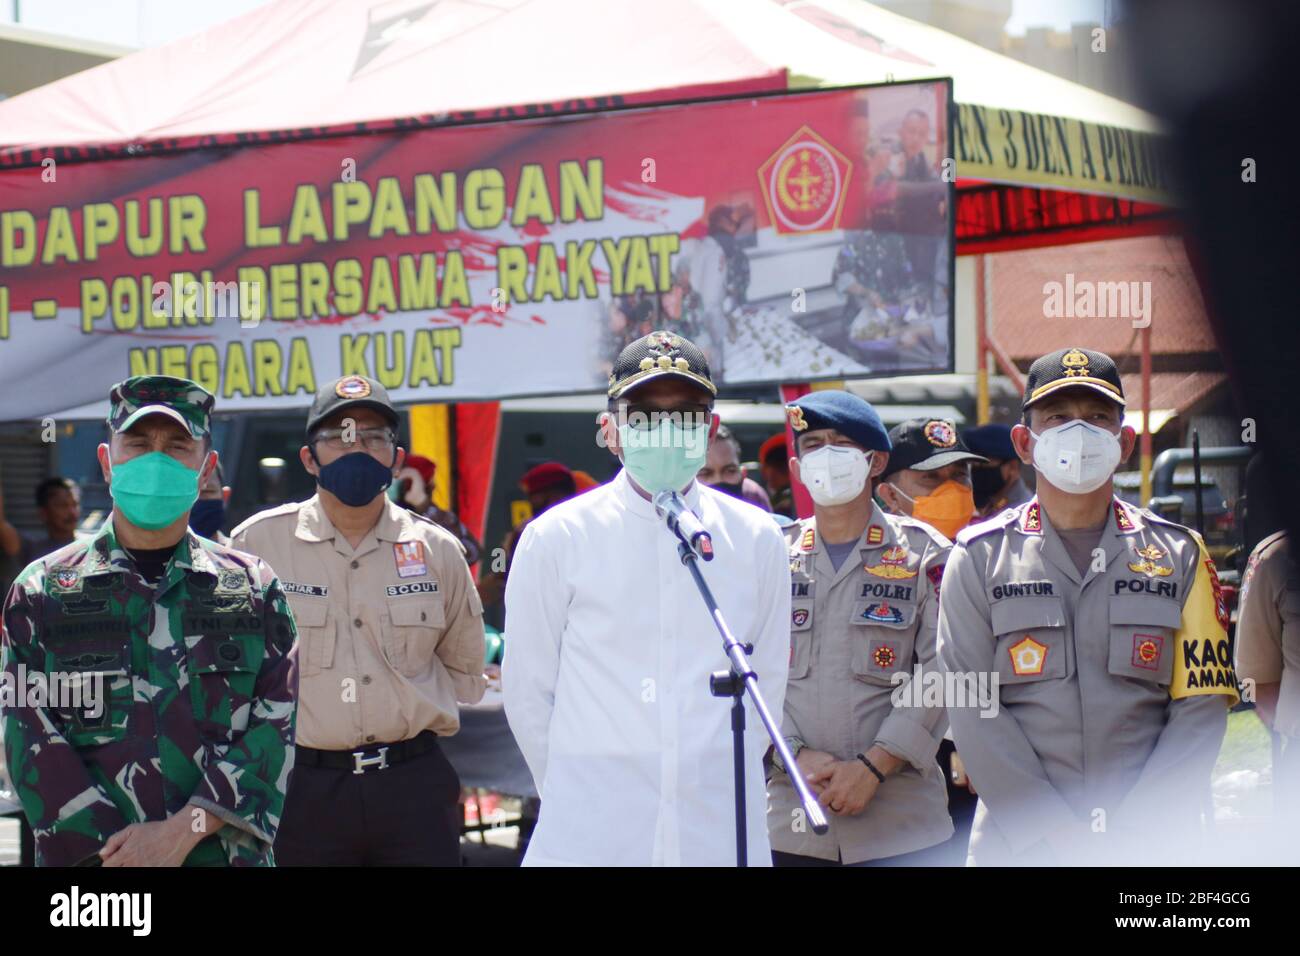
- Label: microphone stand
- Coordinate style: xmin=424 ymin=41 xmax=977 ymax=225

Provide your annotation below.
xmin=668 ymin=528 xmax=829 ymax=867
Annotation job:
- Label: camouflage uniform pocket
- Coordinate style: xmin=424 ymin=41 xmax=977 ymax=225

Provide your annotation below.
xmin=44 ymin=640 xmax=132 ymax=747
xmin=184 ymin=633 xmax=266 ymax=739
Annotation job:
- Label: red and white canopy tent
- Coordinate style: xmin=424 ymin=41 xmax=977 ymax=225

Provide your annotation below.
xmin=0 ymin=0 xmax=1176 ymax=535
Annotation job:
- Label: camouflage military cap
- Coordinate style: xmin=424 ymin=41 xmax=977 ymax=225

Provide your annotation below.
xmin=107 ymin=376 xmax=214 ymax=439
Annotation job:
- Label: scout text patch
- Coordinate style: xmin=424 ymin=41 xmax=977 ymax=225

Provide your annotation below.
xmin=386 ymin=581 xmax=439 ymax=597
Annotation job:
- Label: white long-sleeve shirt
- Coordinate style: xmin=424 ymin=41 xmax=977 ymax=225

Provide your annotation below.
xmin=503 ymin=470 xmax=791 ymax=866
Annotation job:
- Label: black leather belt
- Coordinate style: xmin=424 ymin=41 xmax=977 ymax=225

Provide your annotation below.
xmin=295 ymin=730 xmax=439 ymax=774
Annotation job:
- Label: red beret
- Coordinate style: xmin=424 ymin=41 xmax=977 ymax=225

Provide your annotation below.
xmin=404 ymin=454 xmax=436 ymax=486
xmin=520 ymin=461 xmax=574 ymax=494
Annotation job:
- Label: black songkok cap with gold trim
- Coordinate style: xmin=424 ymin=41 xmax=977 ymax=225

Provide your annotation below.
xmin=607 ymin=330 xmax=716 ymax=400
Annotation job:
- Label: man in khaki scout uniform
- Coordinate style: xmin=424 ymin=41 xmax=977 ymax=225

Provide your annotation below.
xmin=767 ymin=390 xmax=953 ymax=866
xmin=1235 ymin=529 xmax=1300 ymax=818
xmin=231 ymin=374 xmax=486 ymax=866
xmin=937 ymin=348 xmax=1238 ymax=866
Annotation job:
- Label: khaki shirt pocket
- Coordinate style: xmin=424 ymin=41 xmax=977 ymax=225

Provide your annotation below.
xmin=385 ymin=596 xmax=446 ymax=678
xmin=992 ymin=596 xmax=1070 ymax=685
xmin=1107 ymin=593 xmax=1180 ymax=686
xmin=290 ymin=599 xmax=335 ymax=678
xmin=849 ymin=600 xmax=917 ymax=685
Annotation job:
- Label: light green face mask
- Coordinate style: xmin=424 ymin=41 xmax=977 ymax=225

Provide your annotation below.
xmin=110 ymin=451 xmax=202 ymax=531
xmin=618 ymin=419 xmax=709 ymax=494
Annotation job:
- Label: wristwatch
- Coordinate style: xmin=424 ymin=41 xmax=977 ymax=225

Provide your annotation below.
xmin=771 ymin=736 xmax=805 ymax=775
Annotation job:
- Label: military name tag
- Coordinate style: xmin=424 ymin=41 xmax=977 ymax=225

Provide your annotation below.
xmin=46 ymin=618 xmax=132 ymax=640
xmin=182 ymin=612 xmax=263 ymax=633
xmin=283 ymin=581 xmax=329 ymax=597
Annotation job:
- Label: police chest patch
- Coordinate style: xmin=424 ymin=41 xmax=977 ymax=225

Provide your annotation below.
xmin=1009 ymin=636 xmax=1047 ymax=675
xmin=386 ymin=581 xmax=439 ymax=597
xmin=792 ymin=608 xmax=810 ymax=628
xmin=862 ymin=601 xmax=904 ymax=624
xmin=869 ymin=641 xmax=898 ymax=669
xmin=283 ymin=581 xmax=329 ymax=597
xmin=1132 ymin=633 xmax=1164 ymax=670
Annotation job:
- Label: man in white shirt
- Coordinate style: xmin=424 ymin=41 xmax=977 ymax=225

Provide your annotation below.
xmin=503 ymin=330 xmax=791 ymax=866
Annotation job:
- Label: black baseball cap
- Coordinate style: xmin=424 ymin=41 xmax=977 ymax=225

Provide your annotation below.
xmin=881 ymin=418 xmax=986 ymax=479
xmin=306 ymin=374 xmax=400 ymax=437
xmin=607 ymin=330 xmax=716 ymax=400
xmin=1023 ymin=347 xmax=1126 ymax=411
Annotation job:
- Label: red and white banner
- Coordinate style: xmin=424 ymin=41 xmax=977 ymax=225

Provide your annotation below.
xmin=0 ymin=80 xmax=953 ymax=419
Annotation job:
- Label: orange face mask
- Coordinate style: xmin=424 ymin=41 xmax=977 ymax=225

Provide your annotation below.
xmin=911 ymin=480 xmax=976 ymax=541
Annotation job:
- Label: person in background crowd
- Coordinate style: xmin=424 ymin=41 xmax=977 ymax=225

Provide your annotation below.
xmin=962 ymin=423 xmax=1034 ymax=518
xmin=872 ymin=417 xmax=984 ymax=865
xmin=1235 ymin=528 xmax=1300 ymax=825
xmin=760 ymin=434 xmax=796 ymax=519
xmin=768 ymin=390 xmax=953 ymax=866
xmin=230 ymin=374 xmax=484 ymax=866
xmin=570 ymin=470 xmax=600 ymax=494
xmin=876 ymin=419 xmax=983 ymax=543
xmin=1 ymin=477 xmax=82 ymax=571
xmin=397 ymin=453 xmax=482 ymax=565
xmin=698 ymin=424 xmax=772 ymax=512
xmin=477 ymin=461 xmax=580 ymax=617
xmin=190 ymin=461 xmax=231 ymax=545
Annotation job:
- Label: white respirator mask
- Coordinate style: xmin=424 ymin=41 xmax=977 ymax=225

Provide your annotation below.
xmin=1030 ymin=419 xmax=1122 ymax=494
xmin=799 ymin=445 xmax=872 ymax=506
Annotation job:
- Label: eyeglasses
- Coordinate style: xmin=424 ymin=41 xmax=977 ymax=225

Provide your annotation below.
xmin=616 ymin=403 xmax=712 ymax=431
xmin=313 ymin=427 xmax=396 ymax=454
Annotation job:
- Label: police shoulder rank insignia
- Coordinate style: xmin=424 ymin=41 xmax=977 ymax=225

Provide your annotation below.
xmin=787 ymin=405 xmax=808 ymax=432
xmin=869 ymin=640 xmax=899 ymax=668
xmin=393 ymin=541 xmax=427 ymax=578
xmin=1132 ymin=633 xmax=1164 ymax=670
xmin=1021 ymin=501 xmax=1042 ymax=535
xmin=1113 ymin=499 xmax=1136 ymax=532
xmin=865 ymin=546 xmax=916 ymax=579
xmin=923 ymin=420 xmax=956 ymax=448
xmin=1009 ymin=635 xmax=1047 ymax=676
xmin=800 ymin=528 xmax=815 ymax=552
xmin=866 ymin=524 xmax=884 ymax=546
xmin=863 ymin=602 xmax=904 ymax=625
xmin=336 ymin=375 xmax=372 ymax=399
xmin=1128 ymin=543 xmax=1173 ymax=578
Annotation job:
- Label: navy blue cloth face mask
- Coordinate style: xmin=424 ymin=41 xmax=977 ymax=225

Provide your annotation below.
xmin=314 ymin=450 xmax=396 ymax=506
xmin=189 ymin=498 xmax=226 ymax=538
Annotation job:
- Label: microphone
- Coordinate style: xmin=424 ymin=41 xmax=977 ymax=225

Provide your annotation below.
xmin=653 ymin=490 xmax=714 ymax=561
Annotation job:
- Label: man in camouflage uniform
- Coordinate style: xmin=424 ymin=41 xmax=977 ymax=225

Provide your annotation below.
xmin=0 ymin=376 xmax=298 ymax=867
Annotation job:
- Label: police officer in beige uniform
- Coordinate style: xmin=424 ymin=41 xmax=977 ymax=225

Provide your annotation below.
xmin=231 ymin=375 xmax=486 ymax=865
xmin=1235 ymin=530 xmax=1300 ymax=813
xmin=937 ymin=348 xmax=1238 ymax=866
xmin=767 ymin=391 xmax=953 ymax=866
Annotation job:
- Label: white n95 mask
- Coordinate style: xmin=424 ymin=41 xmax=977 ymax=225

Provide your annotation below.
xmin=800 ymin=445 xmax=871 ymax=506
xmin=1030 ymin=420 xmax=1121 ymax=494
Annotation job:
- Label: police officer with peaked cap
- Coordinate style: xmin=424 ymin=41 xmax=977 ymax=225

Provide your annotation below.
xmin=231 ymin=374 xmax=486 ymax=866
xmin=767 ymin=390 xmax=954 ymax=866
xmin=935 ymin=347 xmax=1239 ymax=865
xmin=1 ymin=376 xmax=298 ymax=866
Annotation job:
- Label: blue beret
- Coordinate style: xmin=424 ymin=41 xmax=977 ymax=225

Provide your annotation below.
xmin=961 ymin=423 xmax=1015 ymax=460
xmin=786 ymin=390 xmax=890 ymax=453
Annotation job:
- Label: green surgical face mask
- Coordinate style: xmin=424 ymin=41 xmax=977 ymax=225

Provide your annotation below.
xmin=110 ymin=451 xmax=202 ymax=531
xmin=619 ymin=419 xmax=709 ymax=494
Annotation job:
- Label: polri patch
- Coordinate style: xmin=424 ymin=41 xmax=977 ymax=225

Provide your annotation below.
xmin=386 ymin=581 xmax=439 ymax=597
xmin=393 ymin=541 xmax=427 ymax=578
